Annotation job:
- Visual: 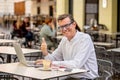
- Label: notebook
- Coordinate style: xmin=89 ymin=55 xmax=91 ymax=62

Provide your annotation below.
xmin=13 ymin=43 xmax=42 ymax=67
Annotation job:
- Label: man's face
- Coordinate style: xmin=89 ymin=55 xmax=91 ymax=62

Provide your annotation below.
xmin=58 ymin=17 xmax=76 ymax=40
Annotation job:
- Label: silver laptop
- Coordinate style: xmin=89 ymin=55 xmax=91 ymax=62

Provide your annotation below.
xmin=13 ymin=43 xmax=42 ymax=67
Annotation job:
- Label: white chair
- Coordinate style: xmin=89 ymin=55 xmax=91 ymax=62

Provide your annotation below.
xmin=1 ymin=34 xmax=12 ymax=46
xmin=0 ymin=54 xmax=19 ymax=80
xmin=4 ymin=34 xmax=12 ymax=40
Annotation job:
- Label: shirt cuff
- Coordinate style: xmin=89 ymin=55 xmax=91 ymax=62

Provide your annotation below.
xmin=44 ymin=53 xmax=50 ymax=59
xmin=52 ymin=61 xmax=61 ymax=66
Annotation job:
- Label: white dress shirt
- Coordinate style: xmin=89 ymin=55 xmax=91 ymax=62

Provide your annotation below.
xmin=45 ymin=31 xmax=99 ymax=79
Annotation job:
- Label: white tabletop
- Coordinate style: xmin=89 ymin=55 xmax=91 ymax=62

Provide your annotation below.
xmin=0 ymin=62 xmax=88 ymax=80
xmin=99 ymin=30 xmax=120 ymax=35
xmin=107 ymin=48 xmax=120 ymax=52
xmin=57 ymin=31 xmax=62 ymax=35
xmin=0 ymin=46 xmax=41 ymax=55
xmin=56 ymin=36 xmax=63 ymax=40
xmin=0 ymin=33 xmax=4 ymax=36
xmin=94 ymin=42 xmax=114 ymax=46
xmin=0 ymin=39 xmax=17 ymax=43
xmin=0 ymin=46 xmax=41 ymax=63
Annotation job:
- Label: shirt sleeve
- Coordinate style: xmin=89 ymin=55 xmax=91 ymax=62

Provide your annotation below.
xmin=44 ymin=38 xmax=65 ymax=61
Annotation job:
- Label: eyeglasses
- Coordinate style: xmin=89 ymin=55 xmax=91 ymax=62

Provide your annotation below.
xmin=58 ymin=21 xmax=74 ymax=30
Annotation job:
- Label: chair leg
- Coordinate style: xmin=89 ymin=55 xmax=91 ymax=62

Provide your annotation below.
xmin=0 ymin=56 xmax=4 ymax=63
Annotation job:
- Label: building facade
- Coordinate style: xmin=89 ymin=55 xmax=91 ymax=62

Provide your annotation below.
xmin=0 ymin=0 xmax=119 ymax=33
xmin=0 ymin=0 xmax=56 ymax=17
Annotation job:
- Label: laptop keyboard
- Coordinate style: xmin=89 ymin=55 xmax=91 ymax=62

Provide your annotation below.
xmin=27 ymin=61 xmax=43 ymax=67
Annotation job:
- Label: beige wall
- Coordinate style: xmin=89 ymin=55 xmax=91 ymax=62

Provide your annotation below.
xmin=56 ymin=0 xmax=68 ymax=18
xmin=56 ymin=0 xmax=85 ymax=31
xmin=112 ymin=0 xmax=117 ymax=33
xmin=31 ymin=0 xmax=50 ymax=16
xmin=40 ymin=0 xmax=49 ymax=15
xmin=99 ymin=0 xmax=117 ymax=33
xmin=54 ymin=0 xmax=118 ymax=33
xmin=73 ymin=0 xmax=85 ymax=31
xmin=25 ymin=0 xmax=32 ymax=16
xmin=31 ymin=1 xmax=37 ymax=16
xmin=0 ymin=0 xmax=14 ymax=16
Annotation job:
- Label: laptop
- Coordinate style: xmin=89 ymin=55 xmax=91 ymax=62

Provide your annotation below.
xmin=13 ymin=43 xmax=42 ymax=67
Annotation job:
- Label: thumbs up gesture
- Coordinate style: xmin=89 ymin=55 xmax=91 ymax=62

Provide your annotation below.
xmin=41 ymin=37 xmax=48 ymax=56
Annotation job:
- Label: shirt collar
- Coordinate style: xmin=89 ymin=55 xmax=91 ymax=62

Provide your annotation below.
xmin=68 ymin=31 xmax=79 ymax=42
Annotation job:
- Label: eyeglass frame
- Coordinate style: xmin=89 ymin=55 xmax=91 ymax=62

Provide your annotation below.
xmin=58 ymin=21 xmax=74 ymax=30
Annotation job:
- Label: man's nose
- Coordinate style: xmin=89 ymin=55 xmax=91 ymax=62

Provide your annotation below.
xmin=62 ymin=27 xmax=67 ymax=30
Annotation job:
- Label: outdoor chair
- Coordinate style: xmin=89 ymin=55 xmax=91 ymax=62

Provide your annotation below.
xmin=96 ymin=59 xmax=113 ymax=80
xmin=0 ymin=58 xmax=19 ymax=80
xmin=95 ymin=46 xmax=109 ymax=60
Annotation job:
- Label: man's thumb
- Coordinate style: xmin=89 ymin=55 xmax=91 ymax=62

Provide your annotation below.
xmin=42 ymin=37 xmax=46 ymax=43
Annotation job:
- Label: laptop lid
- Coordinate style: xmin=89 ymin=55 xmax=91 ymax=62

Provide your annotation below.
xmin=13 ymin=43 xmax=28 ymax=66
xmin=13 ymin=43 xmax=43 ymax=67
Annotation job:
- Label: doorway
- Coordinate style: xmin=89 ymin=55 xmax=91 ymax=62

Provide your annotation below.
xmin=117 ymin=0 xmax=120 ymax=32
xmin=49 ymin=5 xmax=53 ymax=17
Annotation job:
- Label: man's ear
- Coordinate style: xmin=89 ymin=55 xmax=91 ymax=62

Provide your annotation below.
xmin=73 ymin=22 xmax=76 ymax=28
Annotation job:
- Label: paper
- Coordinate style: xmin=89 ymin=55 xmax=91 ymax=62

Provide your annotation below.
xmin=58 ymin=68 xmax=88 ymax=73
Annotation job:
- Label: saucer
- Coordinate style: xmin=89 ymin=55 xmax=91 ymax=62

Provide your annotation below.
xmin=38 ymin=67 xmax=51 ymax=71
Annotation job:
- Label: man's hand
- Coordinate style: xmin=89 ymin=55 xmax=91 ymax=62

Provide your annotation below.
xmin=35 ymin=59 xmax=52 ymax=68
xmin=35 ymin=59 xmax=44 ymax=65
xmin=40 ymin=37 xmax=48 ymax=56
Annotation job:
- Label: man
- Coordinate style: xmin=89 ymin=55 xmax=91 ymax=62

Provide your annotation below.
xmin=36 ymin=14 xmax=99 ymax=80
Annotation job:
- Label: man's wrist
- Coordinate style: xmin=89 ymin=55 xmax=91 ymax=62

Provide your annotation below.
xmin=43 ymin=51 xmax=48 ymax=56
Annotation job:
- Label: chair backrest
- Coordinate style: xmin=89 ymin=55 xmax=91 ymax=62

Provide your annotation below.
xmin=4 ymin=34 xmax=11 ymax=39
xmin=97 ymin=59 xmax=113 ymax=80
xmin=95 ymin=46 xmax=109 ymax=59
xmin=0 ymin=56 xmax=4 ymax=64
xmin=0 ymin=33 xmax=5 ymax=39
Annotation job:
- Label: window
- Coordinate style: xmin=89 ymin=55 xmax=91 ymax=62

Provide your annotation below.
xmin=85 ymin=0 xmax=99 ymax=25
xmin=49 ymin=6 xmax=53 ymax=16
xmin=68 ymin=0 xmax=73 ymax=15
xmin=37 ymin=7 xmax=40 ymax=14
xmin=117 ymin=0 xmax=120 ymax=32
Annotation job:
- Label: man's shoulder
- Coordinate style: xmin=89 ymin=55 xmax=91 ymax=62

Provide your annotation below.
xmin=77 ymin=32 xmax=91 ymax=39
xmin=78 ymin=32 xmax=89 ymax=36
